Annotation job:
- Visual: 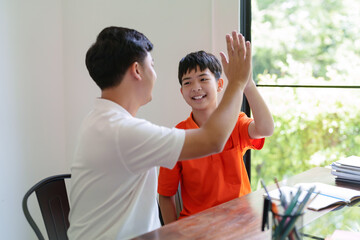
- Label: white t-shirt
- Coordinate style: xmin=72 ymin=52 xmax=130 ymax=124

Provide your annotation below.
xmin=68 ymin=99 xmax=185 ymax=240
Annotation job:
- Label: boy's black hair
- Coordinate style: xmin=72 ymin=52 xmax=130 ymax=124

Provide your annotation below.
xmin=85 ymin=26 xmax=153 ymax=90
xmin=178 ymin=50 xmax=222 ymax=85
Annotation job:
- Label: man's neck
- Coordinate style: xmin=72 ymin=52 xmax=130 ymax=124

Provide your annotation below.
xmin=101 ymin=87 xmax=140 ymax=117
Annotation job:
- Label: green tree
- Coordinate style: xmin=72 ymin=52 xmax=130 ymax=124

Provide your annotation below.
xmin=251 ymin=0 xmax=360 ymax=190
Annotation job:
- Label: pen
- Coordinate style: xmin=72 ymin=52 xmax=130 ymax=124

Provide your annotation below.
xmin=274 ymin=177 xmax=281 ymax=192
xmin=305 ymin=191 xmax=320 ymax=209
xmin=295 ymin=186 xmax=315 ymax=214
xmin=261 ymin=179 xmax=271 ymax=200
xmin=271 ymin=202 xmax=281 ymax=223
xmin=261 ymin=196 xmax=271 ymax=231
xmin=275 ymin=177 xmax=288 ymax=209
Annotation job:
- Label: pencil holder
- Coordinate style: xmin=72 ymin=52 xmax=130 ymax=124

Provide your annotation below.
xmin=271 ymin=210 xmax=304 ymax=240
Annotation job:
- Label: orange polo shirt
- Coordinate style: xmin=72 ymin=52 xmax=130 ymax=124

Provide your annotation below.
xmin=158 ymin=112 xmax=264 ymax=219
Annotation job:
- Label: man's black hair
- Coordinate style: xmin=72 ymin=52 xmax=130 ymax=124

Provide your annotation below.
xmin=85 ymin=26 xmax=153 ymax=90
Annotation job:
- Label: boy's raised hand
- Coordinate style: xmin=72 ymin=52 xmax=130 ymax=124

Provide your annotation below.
xmin=220 ymin=31 xmax=252 ymax=90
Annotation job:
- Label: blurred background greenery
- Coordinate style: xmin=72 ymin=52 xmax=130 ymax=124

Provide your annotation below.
xmin=250 ymin=0 xmax=360 ymax=190
xmin=250 ymin=1 xmax=360 ymax=235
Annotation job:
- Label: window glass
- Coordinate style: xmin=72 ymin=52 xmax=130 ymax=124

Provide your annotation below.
xmin=252 ymin=0 xmax=360 ymax=87
xmin=251 ymin=0 xmax=360 ymax=190
xmin=252 ymin=87 xmax=360 ymax=187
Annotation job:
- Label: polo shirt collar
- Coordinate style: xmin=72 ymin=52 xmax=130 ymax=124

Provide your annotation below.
xmin=93 ymin=98 xmax=132 ymax=117
xmin=186 ymin=112 xmax=200 ymax=129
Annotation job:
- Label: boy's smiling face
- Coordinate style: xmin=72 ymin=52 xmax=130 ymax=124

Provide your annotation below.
xmin=180 ymin=67 xmax=223 ymax=112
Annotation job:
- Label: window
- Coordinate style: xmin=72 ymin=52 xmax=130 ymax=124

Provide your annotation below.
xmin=247 ymin=0 xmax=360 ymax=189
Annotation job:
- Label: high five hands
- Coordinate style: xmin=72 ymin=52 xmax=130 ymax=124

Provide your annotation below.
xmin=220 ymin=31 xmax=252 ymax=90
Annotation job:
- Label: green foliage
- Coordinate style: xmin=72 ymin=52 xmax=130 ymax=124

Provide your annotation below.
xmin=253 ymin=48 xmax=285 ymax=79
xmin=251 ymin=0 xmax=360 ymax=190
xmin=252 ymin=109 xmax=360 ymax=189
xmin=252 ymin=0 xmax=360 ymax=83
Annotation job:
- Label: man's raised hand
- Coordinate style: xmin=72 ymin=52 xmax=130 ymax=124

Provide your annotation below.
xmin=220 ymin=31 xmax=252 ymax=90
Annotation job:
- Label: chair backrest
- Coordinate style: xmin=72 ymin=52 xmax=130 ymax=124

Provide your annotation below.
xmin=22 ymin=174 xmax=71 ymax=240
xmin=174 ymin=183 xmax=183 ymax=218
xmin=157 ymin=183 xmax=182 ymax=226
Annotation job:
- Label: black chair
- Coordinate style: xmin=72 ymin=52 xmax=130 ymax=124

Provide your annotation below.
xmin=22 ymin=174 xmax=71 ymax=240
xmin=158 ymin=184 xmax=183 ymax=226
xmin=174 ymin=183 xmax=183 ymax=218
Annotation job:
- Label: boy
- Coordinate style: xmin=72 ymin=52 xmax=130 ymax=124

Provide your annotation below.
xmin=68 ymin=27 xmax=253 ymax=239
xmin=158 ymin=51 xmax=274 ymax=224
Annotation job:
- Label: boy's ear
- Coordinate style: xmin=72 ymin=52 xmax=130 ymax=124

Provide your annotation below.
xmin=180 ymin=88 xmax=183 ymax=95
xmin=130 ymin=62 xmax=142 ymax=81
xmin=217 ymin=78 xmax=224 ymax=92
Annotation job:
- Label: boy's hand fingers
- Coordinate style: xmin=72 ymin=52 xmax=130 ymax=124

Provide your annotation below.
xmin=245 ymin=41 xmax=252 ymax=66
xmin=235 ymin=33 xmax=246 ymax=59
xmin=246 ymin=41 xmax=251 ymax=56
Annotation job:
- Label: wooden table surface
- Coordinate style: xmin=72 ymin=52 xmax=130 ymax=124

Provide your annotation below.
xmin=133 ymin=167 xmax=360 ymax=240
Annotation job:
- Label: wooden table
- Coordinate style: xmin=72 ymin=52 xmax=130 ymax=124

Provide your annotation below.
xmin=133 ymin=167 xmax=360 ymax=240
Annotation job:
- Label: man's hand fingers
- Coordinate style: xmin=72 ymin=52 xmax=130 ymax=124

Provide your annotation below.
xmin=226 ymin=34 xmax=234 ymax=57
xmin=220 ymin=51 xmax=229 ymax=70
xmin=220 ymin=52 xmax=228 ymax=63
xmin=222 ymin=30 xmax=252 ymax=90
xmin=232 ymin=31 xmax=240 ymax=53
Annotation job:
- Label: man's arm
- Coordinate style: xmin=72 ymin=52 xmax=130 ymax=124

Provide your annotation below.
xmin=244 ymin=74 xmax=274 ymax=139
xmin=159 ymin=195 xmax=177 ymax=224
xmin=178 ymin=31 xmax=252 ymax=161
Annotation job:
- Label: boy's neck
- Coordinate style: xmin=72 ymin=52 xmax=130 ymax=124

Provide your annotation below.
xmin=192 ymin=107 xmax=216 ymax=127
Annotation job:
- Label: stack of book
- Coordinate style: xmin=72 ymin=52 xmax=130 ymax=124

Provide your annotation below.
xmin=331 ymin=156 xmax=360 ymax=184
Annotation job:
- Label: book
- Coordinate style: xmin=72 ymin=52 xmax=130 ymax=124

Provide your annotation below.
xmin=331 ymin=156 xmax=360 ymax=183
xmin=333 ymin=155 xmax=360 ymax=168
xmin=266 ymin=182 xmax=360 ymax=211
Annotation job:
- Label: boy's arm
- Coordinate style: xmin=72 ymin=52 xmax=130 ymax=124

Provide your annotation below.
xmin=159 ymin=194 xmax=177 ymax=224
xmin=244 ymin=74 xmax=274 ymax=139
xmin=179 ymin=32 xmax=251 ymax=161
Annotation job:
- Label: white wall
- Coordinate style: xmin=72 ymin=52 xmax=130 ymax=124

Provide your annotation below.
xmin=0 ymin=0 xmax=67 ymax=239
xmin=0 ymin=0 xmax=238 ymax=239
